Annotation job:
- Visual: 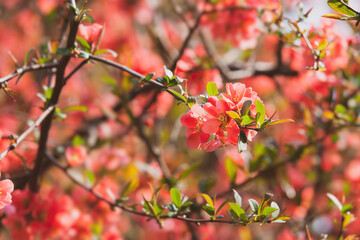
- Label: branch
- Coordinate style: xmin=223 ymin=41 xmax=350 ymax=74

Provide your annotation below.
xmin=29 ymin=2 xmax=82 ymax=192
xmin=122 ymin=90 xmax=173 ymax=183
xmin=88 ymin=54 xmax=186 ymax=102
xmin=46 ymin=152 xmax=236 ymax=225
xmin=0 ymin=105 xmax=56 ymax=160
xmin=0 ymin=62 xmax=58 ymax=84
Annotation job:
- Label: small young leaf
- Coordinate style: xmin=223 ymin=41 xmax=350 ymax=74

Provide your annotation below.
xmin=258 ymin=193 xmax=273 ymax=214
xmin=142 ymin=73 xmax=155 ymax=82
xmin=94 ymin=49 xmax=118 ymax=58
xmin=270 ymin=202 xmax=280 ymax=218
xmin=240 ymin=100 xmax=252 ymax=116
xmin=76 ymin=36 xmax=91 ymax=52
xmin=232 ymin=189 xmax=242 ymax=207
xmin=121 ymin=178 xmax=139 ymax=197
xmin=225 ymin=157 xmax=237 ymax=184
xmin=24 ymin=48 xmax=35 ymax=66
xmin=201 ymin=194 xmax=214 ymax=208
xmin=341 ymin=204 xmax=353 ymax=214
xmin=228 ymin=203 xmax=245 ymax=218
xmin=226 ymin=111 xmax=241 ymax=123
xmin=266 ymin=119 xmax=295 ymax=127
xmin=164 ymin=65 xmax=173 ymax=78
xmin=237 ymin=130 xmax=247 ymax=153
xmin=202 ymin=205 xmax=215 ymax=216
xmin=103 ymin=76 xmax=117 ymax=86
xmin=206 ymin=82 xmax=218 ymax=96
xmin=262 ymin=207 xmax=278 ymax=216
xmin=215 ymin=198 xmax=232 ymax=215
xmin=63 ymin=105 xmax=88 ymax=113
xmin=72 ymin=135 xmax=85 ymax=146
xmin=255 ymin=99 xmax=266 ymax=126
xmin=241 ymin=115 xmax=254 ymax=126
xmin=85 ymin=169 xmax=95 ymax=184
xmin=167 ymin=89 xmax=187 ymax=103
xmin=248 ymin=199 xmax=259 ymax=213
xmin=170 ymin=188 xmax=182 ymax=209
xmin=327 ymin=193 xmax=343 ymax=211
xmin=327 ymin=0 xmax=358 ymax=17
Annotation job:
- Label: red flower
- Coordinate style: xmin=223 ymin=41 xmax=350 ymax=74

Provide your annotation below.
xmin=0 ymin=175 xmax=14 ymax=209
xmin=65 ymin=146 xmax=88 ymax=167
xmin=78 ymin=23 xmax=103 ymax=45
xmin=180 ymin=104 xmax=209 ymax=149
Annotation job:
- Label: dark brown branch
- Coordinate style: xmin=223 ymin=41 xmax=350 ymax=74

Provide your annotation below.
xmin=46 ymin=151 xmax=236 ymax=225
xmin=88 ymin=54 xmax=186 ymax=102
xmin=0 ymin=105 xmax=56 ymax=160
xmin=29 ymin=3 xmax=82 ymax=192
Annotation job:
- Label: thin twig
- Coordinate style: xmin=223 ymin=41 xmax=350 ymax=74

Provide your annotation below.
xmin=88 ymin=54 xmax=186 ymax=102
xmin=46 ymin=152 xmax=236 ymax=225
xmin=0 ymin=105 xmax=56 ymax=160
xmin=0 ymin=62 xmax=58 ymax=84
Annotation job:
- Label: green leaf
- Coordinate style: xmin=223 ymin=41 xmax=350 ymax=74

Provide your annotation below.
xmin=63 ymin=105 xmax=88 ymax=113
xmin=24 ymin=48 xmax=35 ymax=66
xmin=56 ymin=47 xmax=71 ymax=56
xmin=240 ymin=100 xmax=252 ymax=116
xmin=103 ymin=76 xmax=117 ymax=87
xmin=76 ymin=36 xmax=91 ymax=52
xmin=327 ymin=0 xmax=358 ymax=17
xmin=72 ymin=135 xmax=85 ymax=146
xmin=327 ymin=193 xmax=343 ymax=211
xmin=255 ymin=99 xmax=266 ymax=127
xmin=170 ymin=188 xmax=182 ymax=209
xmin=274 ymin=215 xmax=292 ymax=221
xmin=226 ymin=111 xmax=241 ymax=123
xmin=270 ymin=202 xmax=280 ymax=218
xmin=55 ymin=108 xmax=67 ymax=120
xmin=94 ymin=49 xmax=118 ymax=58
xmin=225 ymin=157 xmax=237 ymax=184
xmin=122 ymin=178 xmax=139 ymax=197
xmin=228 ymin=203 xmax=245 ymax=219
xmin=341 ymin=204 xmax=353 ymax=214
xmin=335 ymin=104 xmax=347 ymax=114
xmin=78 ymin=50 xmax=89 ymax=59
xmin=206 ymin=82 xmax=218 ymax=96
xmin=262 ymin=207 xmax=278 ymax=217
xmin=164 ymin=65 xmax=173 ymax=79
xmin=142 ymin=73 xmax=155 ymax=82
xmin=266 ymin=119 xmax=295 ymax=127
xmin=201 ymin=194 xmax=214 ymax=208
xmin=322 ymin=13 xmax=348 ymax=19
xmin=232 ymin=189 xmax=242 ymax=207
xmin=215 ymin=198 xmax=231 ymax=215
xmin=248 ymin=199 xmax=259 ymax=213
xmin=167 ymin=89 xmax=187 ymax=103
xmin=16 ymin=72 xmax=25 ymax=84
xmin=85 ymin=169 xmax=95 ymax=184
xmin=179 ymin=162 xmax=200 ymax=180
xmin=202 ymin=205 xmax=215 ymax=216
xmin=241 ymin=115 xmax=254 ymax=126
xmin=258 ymin=193 xmax=273 ymax=214
xmin=237 ymin=130 xmax=247 ymax=153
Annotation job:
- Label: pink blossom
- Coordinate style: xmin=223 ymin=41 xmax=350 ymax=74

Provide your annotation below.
xmin=180 ymin=104 xmax=210 ymax=149
xmin=0 ymin=176 xmax=14 ymax=209
xmin=78 ymin=23 xmax=103 ymax=44
xmin=201 ymin=96 xmax=231 ymax=134
xmin=65 ymin=146 xmax=88 ymax=167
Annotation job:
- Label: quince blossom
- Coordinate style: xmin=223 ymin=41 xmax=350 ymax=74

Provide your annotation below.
xmin=181 ymin=83 xmax=262 ymax=152
xmin=0 ymin=173 xmax=14 ymax=209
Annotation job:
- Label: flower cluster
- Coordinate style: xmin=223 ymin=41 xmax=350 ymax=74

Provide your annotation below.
xmin=181 ymin=83 xmax=263 ymax=152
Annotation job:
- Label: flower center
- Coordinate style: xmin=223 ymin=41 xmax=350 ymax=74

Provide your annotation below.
xmin=233 ymin=95 xmax=240 ymax=103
